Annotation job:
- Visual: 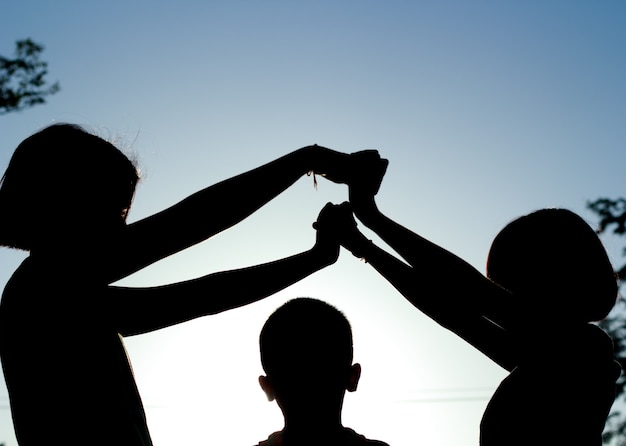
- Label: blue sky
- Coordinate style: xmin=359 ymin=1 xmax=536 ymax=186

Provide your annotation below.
xmin=1 ymin=1 xmax=625 ymax=445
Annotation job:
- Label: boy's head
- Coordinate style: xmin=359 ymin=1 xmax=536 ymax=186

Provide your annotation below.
xmin=0 ymin=123 xmax=139 ymax=250
xmin=258 ymin=298 xmax=361 ymax=414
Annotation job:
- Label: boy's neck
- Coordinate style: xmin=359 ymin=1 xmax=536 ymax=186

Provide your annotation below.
xmin=281 ymin=408 xmax=344 ymax=442
xmin=281 ymin=424 xmax=346 ymax=445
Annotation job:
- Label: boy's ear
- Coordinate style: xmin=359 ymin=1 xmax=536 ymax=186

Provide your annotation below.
xmin=259 ymin=375 xmax=275 ymax=401
xmin=347 ymin=363 xmax=361 ymax=392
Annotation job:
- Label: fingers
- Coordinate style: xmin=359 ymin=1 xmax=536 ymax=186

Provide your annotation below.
xmin=348 ymin=151 xmax=389 ymax=196
xmin=310 ymin=147 xmax=388 ymax=190
xmin=313 ymin=202 xmax=364 ymax=250
xmin=313 ymin=202 xmax=353 ymax=231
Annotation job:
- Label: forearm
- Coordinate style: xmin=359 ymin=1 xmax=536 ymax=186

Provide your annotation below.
xmin=351 ymin=238 xmax=515 ymax=369
xmin=351 ymin=236 xmax=477 ymax=325
xmin=155 ymin=146 xmax=318 ymax=237
xmin=111 ymin=246 xmax=336 ymax=336
xmin=160 ymin=144 xmax=348 ymax=235
xmin=112 ymin=145 xmax=343 ymax=280
xmin=353 ymin=196 xmax=503 ymax=311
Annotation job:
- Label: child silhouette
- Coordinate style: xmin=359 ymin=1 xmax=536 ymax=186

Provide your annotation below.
xmin=0 ymin=123 xmax=384 ymax=446
xmin=325 ymin=161 xmax=621 ymax=445
xmin=256 ymin=297 xmax=389 ymax=446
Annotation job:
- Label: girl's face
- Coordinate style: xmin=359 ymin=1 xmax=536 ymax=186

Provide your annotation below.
xmin=0 ymin=124 xmax=138 ymax=252
xmin=486 ymin=208 xmax=618 ymax=326
xmin=485 ymin=215 xmax=566 ymax=331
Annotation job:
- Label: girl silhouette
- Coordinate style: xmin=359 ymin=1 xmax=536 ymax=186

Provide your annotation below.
xmin=326 ymin=160 xmax=621 ymax=445
xmin=0 ymin=123 xmax=383 ymax=446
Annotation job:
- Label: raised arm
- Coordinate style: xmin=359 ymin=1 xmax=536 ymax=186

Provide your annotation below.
xmin=108 ymin=203 xmax=342 ymax=336
xmin=337 ymin=183 xmax=518 ymax=369
xmin=106 ymin=146 xmax=382 ymax=283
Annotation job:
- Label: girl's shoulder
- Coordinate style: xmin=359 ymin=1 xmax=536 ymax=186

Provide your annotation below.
xmin=576 ymin=323 xmax=615 ymax=357
xmin=1 ymin=256 xmax=33 ymax=298
xmin=516 ymin=323 xmax=619 ymax=381
xmin=549 ymin=324 xmax=621 ymax=381
xmin=534 ymin=323 xmax=614 ymax=359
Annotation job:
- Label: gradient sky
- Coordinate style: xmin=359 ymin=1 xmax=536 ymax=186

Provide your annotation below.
xmin=1 ymin=2 xmax=625 ymax=445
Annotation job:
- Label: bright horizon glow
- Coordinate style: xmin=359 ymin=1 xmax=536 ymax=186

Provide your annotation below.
xmin=1 ymin=2 xmax=625 ymax=445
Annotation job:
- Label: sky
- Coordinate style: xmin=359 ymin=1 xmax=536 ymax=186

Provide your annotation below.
xmin=1 ymin=1 xmax=625 ymax=445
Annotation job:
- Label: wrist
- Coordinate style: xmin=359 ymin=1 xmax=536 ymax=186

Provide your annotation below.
xmin=350 ymin=194 xmax=379 ymax=224
xmin=350 ymin=238 xmax=374 ymax=263
xmin=302 ymin=144 xmax=326 ymax=174
xmin=311 ymin=240 xmax=340 ymax=266
xmin=341 ymin=230 xmax=374 ymax=261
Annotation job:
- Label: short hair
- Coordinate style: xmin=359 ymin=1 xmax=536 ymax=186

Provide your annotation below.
xmin=0 ymin=124 xmax=139 ymax=250
xmin=486 ymin=208 xmax=618 ymax=322
xmin=259 ymin=298 xmax=354 ymax=380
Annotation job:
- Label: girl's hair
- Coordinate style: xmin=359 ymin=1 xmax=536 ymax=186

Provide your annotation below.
xmin=0 ymin=123 xmax=139 ymax=250
xmin=486 ymin=208 xmax=618 ymax=323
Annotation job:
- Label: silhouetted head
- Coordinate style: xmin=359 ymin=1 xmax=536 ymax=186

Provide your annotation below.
xmin=0 ymin=124 xmax=139 ymax=250
xmin=258 ymin=298 xmax=361 ymax=417
xmin=486 ymin=208 xmax=617 ymax=325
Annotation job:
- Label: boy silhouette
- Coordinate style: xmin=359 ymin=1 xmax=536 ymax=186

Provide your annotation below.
xmin=256 ymin=297 xmax=389 ymax=446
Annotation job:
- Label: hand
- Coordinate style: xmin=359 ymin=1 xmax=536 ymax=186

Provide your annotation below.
xmin=309 ymin=147 xmax=387 ymax=189
xmin=347 ymin=150 xmax=389 ymax=195
xmin=311 ymin=202 xmax=345 ymax=264
xmin=313 ymin=202 xmax=372 ymax=260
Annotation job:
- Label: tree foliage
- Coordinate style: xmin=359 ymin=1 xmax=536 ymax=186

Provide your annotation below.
xmin=0 ymin=38 xmax=60 ymax=115
xmin=588 ymin=198 xmax=626 ymax=446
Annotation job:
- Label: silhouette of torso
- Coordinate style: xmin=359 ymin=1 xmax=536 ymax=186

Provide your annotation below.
xmin=255 ymin=427 xmax=389 ymax=446
xmin=0 ymin=256 xmax=152 ymax=446
xmin=480 ymin=323 xmax=620 ymax=446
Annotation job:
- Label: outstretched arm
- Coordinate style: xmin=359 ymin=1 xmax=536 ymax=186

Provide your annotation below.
xmin=333 ymin=192 xmax=518 ymax=369
xmin=108 ymin=203 xmax=342 ymax=336
xmin=106 ymin=146 xmax=380 ymax=283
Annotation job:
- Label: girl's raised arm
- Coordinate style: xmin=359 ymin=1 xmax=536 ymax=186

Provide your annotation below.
xmin=108 ymin=146 xmax=382 ymax=282
xmin=332 ymin=196 xmax=518 ymax=371
xmin=107 ymin=202 xmax=342 ymax=335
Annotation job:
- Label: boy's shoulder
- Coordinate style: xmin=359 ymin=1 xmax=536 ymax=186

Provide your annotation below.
xmin=343 ymin=427 xmax=390 ymax=445
xmin=254 ymin=431 xmax=281 ymax=446
xmin=361 ymin=438 xmax=390 ymax=446
xmin=364 ymin=440 xmax=390 ymax=446
xmin=254 ymin=428 xmax=389 ymax=446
